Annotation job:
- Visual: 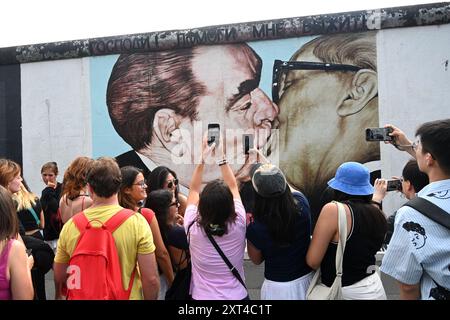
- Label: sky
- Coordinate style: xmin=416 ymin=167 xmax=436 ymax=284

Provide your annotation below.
xmin=0 ymin=0 xmax=441 ymax=48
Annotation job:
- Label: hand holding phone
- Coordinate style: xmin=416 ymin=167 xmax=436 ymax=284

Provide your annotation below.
xmin=386 ymin=179 xmax=402 ymax=192
xmin=365 ymin=127 xmax=393 ymax=141
xmin=207 ymin=123 xmax=220 ymax=147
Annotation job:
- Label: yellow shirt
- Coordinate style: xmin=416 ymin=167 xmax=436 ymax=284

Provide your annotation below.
xmin=54 ymin=204 xmax=155 ymax=300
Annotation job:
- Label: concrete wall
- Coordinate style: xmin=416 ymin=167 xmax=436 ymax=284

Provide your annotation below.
xmin=20 ymin=58 xmax=92 ymax=192
xmin=377 ymin=23 xmax=450 ymax=214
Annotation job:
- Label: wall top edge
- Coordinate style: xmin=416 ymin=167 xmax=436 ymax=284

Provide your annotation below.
xmin=0 ymin=2 xmax=449 ymax=65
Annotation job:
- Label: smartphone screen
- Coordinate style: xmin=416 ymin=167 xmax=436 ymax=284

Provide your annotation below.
xmin=207 ymin=123 xmax=220 ymax=146
xmin=365 ymin=128 xmax=393 ymax=141
xmin=243 ymin=134 xmax=254 ymax=155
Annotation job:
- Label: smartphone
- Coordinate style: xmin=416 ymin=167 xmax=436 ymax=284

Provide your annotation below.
xmin=386 ymin=179 xmax=402 ymax=192
xmin=365 ymin=127 xmax=393 ymax=141
xmin=243 ymin=134 xmax=254 ymax=155
xmin=207 ymin=123 xmax=220 ymax=147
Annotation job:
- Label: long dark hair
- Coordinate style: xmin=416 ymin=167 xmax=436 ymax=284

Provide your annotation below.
xmin=198 ymin=180 xmax=235 ymax=236
xmin=118 ymin=166 xmax=142 ymax=210
xmin=147 ymin=166 xmax=180 ymax=201
xmin=145 ymin=189 xmax=173 ymax=244
xmin=332 ymin=189 xmax=387 ymax=240
xmin=253 ymin=188 xmax=299 ymax=245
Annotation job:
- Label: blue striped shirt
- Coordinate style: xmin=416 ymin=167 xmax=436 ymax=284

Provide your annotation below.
xmin=380 ymin=179 xmax=450 ymax=300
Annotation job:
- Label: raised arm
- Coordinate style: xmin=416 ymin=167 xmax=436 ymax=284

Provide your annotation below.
xmin=186 ymin=163 xmax=204 ymax=207
xmin=385 ymin=124 xmax=416 ymax=158
xmin=186 ymin=136 xmax=217 ymax=206
xmin=220 ymin=161 xmax=240 ymax=200
xmin=372 ymin=178 xmax=387 ymax=208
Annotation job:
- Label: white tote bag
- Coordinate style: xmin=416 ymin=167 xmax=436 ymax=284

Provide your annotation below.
xmin=306 ymin=201 xmax=348 ymax=300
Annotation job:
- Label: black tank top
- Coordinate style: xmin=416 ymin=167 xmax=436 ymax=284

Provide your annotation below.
xmin=320 ymin=202 xmax=385 ymax=287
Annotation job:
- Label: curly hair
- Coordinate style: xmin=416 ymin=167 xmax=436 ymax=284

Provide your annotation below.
xmin=62 ymin=157 xmax=94 ymax=202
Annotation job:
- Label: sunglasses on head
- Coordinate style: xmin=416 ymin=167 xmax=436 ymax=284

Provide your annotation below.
xmin=167 ymin=179 xmax=178 ymax=189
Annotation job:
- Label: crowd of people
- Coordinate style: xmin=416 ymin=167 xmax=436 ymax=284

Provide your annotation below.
xmin=0 ymin=118 xmax=449 ymax=300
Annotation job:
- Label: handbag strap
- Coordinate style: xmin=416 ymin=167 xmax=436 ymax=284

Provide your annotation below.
xmin=333 ymin=201 xmax=348 ymax=278
xmin=180 ymin=220 xmax=195 ymax=266
xmin=206 ymin=232 xmax=247 ymax=289
xmin=28 ymin=206 xmax=41 ymax=226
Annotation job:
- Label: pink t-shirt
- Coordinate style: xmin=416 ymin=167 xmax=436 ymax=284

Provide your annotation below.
xmin=184 ymin=199 xmax=247 ymax=300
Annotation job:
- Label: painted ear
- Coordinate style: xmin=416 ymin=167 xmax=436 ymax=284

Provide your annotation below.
xmin=153 ymin=108 xmax=186 ymax=155
xmin=153 ymin=109 xmax=177 ymax=143
xmin=337 ymin=69 xmax=378 ymax=117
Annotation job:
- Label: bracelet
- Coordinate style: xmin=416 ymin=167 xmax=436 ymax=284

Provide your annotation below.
xmin=217 ymin=158 xmax=227 ymax=166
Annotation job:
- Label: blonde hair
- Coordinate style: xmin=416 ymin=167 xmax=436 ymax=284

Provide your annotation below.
xmin=13 ymin=182 xmax=37 ymax=211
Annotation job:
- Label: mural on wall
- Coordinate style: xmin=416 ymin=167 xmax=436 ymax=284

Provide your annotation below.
xmin=275 ymin=32 xmax=379 ymax=216
xmin=105 ymin=44 xmax=278 ymax=191
xmin=90 ymin=32 xmax=378 ymax=217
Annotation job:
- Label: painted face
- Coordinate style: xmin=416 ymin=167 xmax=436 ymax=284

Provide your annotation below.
xmin=41 ymin=169 xmax=56 ymax=185
xmin=8 ymin=174 xmax=22 ymax=193
xmin=177 ymin=45 xmax=279 ymax=184
xmin=276 ymin=47 xmax=377 ymax=195
xmin=410 ymin=231 xmax=426 ymax=249
xmin=128 ymin=173 xmax=147 ymax=203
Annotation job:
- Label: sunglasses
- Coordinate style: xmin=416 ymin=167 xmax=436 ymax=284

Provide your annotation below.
xmin=272 ymin=59 xmax=362 ymax=104
xmin=167 ymin=179 xmax=178 ymax=189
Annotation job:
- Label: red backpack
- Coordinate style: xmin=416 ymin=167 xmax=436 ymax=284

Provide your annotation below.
xmin=66 ymin=209 xmax=136 ymax=300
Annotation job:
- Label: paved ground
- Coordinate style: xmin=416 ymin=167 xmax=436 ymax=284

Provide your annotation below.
xmin=44 ymin=255 xmax=399 ymax=300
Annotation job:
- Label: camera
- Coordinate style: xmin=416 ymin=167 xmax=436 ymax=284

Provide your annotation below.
xmin=243 ymin=134 xmax=254 ymax=155
xmin=365 ymin=127 xmax=393 ymax=141
xmin=207 ymin=123 xmax=220 ymax=147
xmin=386 ymin=179 xmax=402 ymax=192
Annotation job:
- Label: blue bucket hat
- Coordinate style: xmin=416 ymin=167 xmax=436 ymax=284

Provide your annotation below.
xmin=327 ymin=162 xmax=374 ymax=196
